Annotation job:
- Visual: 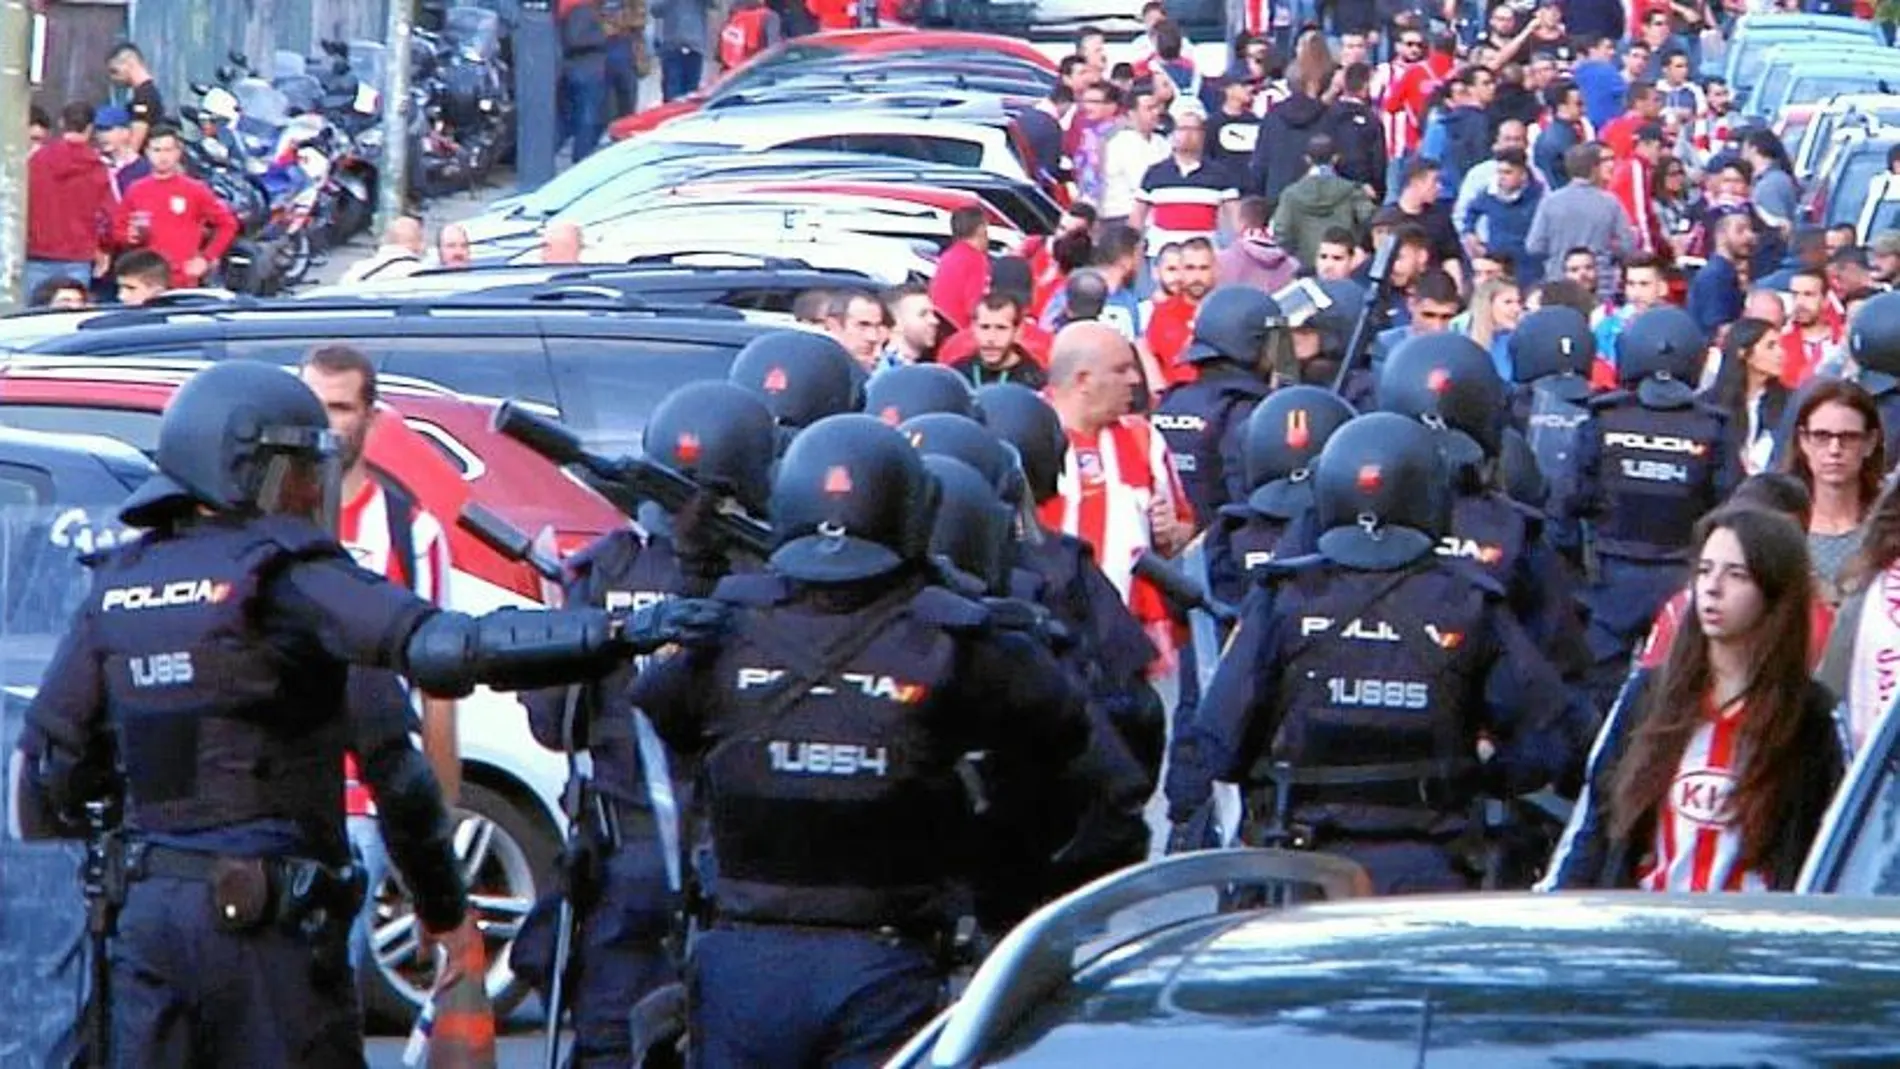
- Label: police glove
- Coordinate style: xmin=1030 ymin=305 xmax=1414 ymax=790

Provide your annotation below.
xmin=621 ymin=598 xmax=729 ymax=653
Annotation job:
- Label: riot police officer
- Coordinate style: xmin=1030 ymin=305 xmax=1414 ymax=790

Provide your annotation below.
xmin=1204 ymin=385 xmax=1357 ymax=607
xmin=1844 ymin=290 xmax=1900 ymax=460
xmin=973 ymin=384 xmax=1164 ymax=786
xmin=728 ymin=330 xmax=864 ymax=438
xmin=1379 ymin=333 xmax=1589 ymax=667
xmin=1152 ymin=285 xmax=1288 ymax=521
xmin=1560 ymin=306 xmax=1739 ymax=714
xmin=518 ymin=381 xmax=776 ymax=1067
xmin=1166 ymin=412 xmax=1578 ymax=894
xmin=1276 ymin=279 xmax=1376 ymax=410
xmin=921 ymin=453 xmax=1017 ymax=596
xmin=629 ymin=414 xmax=1101 ymax=1069
xmin=864 ymin=362 xmax=979 ymax=426
xmin=9 ymin=361 xmax=723 ymax=1066
xmin=1508 ymin=306 xmax=1597 ymax=529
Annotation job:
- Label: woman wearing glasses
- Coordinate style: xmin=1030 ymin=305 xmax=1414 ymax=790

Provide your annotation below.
xmin=1783 ymin=380 xmax=1885 ymax=606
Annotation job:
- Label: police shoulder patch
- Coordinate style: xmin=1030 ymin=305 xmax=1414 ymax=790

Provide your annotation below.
xmin=712 ymin=572 xmax=791 ymax=607
xmin=908 ymin=584 xmax=990 ymax=633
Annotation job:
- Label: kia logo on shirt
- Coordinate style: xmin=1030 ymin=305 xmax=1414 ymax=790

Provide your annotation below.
xmin=1671 ymin=769 xmax=1738 ymax=827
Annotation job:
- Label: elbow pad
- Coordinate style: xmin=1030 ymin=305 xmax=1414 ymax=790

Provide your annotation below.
xmin=406 ymin=608 xmax=623 ymax=698
xmin=361 ymin=743 xmax=467 ymax=933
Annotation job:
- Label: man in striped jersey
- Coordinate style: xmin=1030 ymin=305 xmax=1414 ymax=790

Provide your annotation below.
xmin=300 ymin=345 xmax=460 ymax=971
xmin=1041 ymin=322 xmax=1195 ymax=677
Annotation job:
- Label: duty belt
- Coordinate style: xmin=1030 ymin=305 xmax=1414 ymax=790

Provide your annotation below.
xmin=125 ymin=843 xmax=365 ymax=936
xmin=1250 ymin=757 xmax=1480 ymax=811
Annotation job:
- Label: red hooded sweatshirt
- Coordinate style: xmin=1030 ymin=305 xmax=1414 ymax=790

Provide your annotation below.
xmin=27 ymin=137 xmax=113 ymax=263
xmin=112 ymin=171 xmax=240 ymax=287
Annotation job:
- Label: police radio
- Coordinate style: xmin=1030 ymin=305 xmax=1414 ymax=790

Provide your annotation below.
xmin=1331 ymin=234 xmax=1397 ymax=395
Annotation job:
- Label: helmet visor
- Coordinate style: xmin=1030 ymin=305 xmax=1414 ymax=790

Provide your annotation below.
xmin=253 ymin=426 xmax=340 ymax=529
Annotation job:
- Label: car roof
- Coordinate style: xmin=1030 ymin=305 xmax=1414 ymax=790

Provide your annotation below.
xmin=904 ymin=851 xmax=1900 ymax=1067
xmin=656 ymin=100 xmax=1017 ymax=139
xmin=305 ymin=261 xmax=879 ymax=301
xmin=0 ymin=423 xmax=153 ymax=470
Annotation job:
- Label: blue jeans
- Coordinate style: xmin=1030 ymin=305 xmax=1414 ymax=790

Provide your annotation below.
xmin=660 ymin=47 xmax=703 ymax=102
xmin=605 ymin=36 xmax=640 ymax=120
xmin=24 ymin=259 xmax=90 ymax=303
xmin=563 ymin=63 xmax=608 ymax=161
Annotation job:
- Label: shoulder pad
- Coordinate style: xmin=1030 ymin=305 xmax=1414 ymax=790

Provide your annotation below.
xmin=244 ymin=515 xmax=348 ymax=562
xmin=1437 ymin=556 xmax=1509 ymax=597
xmin=1585 ymin=390 xmax=1631 ymax=411
xmin=908 ymin=584 xmax=992 ymax=633
xmin=566 ymin=529 xmax=644 ymax=581
xmin=712 ymin=573 xmax=793 ymax=607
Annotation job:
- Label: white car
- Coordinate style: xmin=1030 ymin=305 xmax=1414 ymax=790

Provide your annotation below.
xmin=646 ymin=95 xmax=1037 ymax=183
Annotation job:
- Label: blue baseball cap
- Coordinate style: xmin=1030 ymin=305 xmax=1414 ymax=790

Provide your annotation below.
xmin=94 ymin=105 xmax=130 ymax=129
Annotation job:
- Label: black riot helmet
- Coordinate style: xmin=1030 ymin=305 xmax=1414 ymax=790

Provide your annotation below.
xmin=922 ymin=455 xmax=1015 ymax=594
xmin=1851 ymin=291 xmax=1900 ymax=389
xmin=1239 ymin=386 xmax=1358 ymax=519
xmin=768 ymin=414 xmax=940 ymax=583
xmin=899 ymin=412 xmax=1026 ymax=506
xmin=1508 ymin=306 xmax=1596 ymax=384
xmin=1377 ymin=332 xmax=1506 ymax=468
xmin=1306 ymin=279 xmax=1364 ymax=357
xmin=642 ymin=381 xmax=778 ymax=516
xmin=975 ymin=382 xmax=1066 ymax=505
xmin=1183 ymin=285 xmax=1283 ymax=366
xmin=120 ymin=360 xmax=339 ymax=529
xmin=1616 ymin=306 xmax=1706 ymax=388
xmin=864 ymin=363 xmax=978 ymax=426
xmin=1312 ymin=412 xmax=1452 ymax=570
xmin=728 ymin=330 xmax=862 ymax=431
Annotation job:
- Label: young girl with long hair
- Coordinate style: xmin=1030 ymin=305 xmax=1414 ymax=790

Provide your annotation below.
xmin=1709 ymin=317 xmax=1787 ymax=474
xmin=1544 ymin=506 xmax=1844 ymax=891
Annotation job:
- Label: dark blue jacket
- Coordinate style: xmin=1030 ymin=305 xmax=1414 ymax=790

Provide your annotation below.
xmin=1466 ymin=183 xmax=1544 ymax=283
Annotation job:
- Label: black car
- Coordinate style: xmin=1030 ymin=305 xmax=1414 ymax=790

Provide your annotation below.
xmin=890 ymin=850 xmax=1900 ymax=1067
xmin=336 ymin=260 xmax=886 ymax=317
xmin=21 ymin=294 xmax=788 ymax=455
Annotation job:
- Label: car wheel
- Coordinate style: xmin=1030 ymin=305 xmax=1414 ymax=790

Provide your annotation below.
xmin=357 ymin=780 xmax=559 ymax=1033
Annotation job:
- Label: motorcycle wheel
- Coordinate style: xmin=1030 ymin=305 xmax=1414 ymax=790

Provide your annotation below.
xmin=280 ymin=230 xmax=312 ymax=287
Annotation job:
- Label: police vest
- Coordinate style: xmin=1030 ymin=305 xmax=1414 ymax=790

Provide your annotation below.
xmin=1522 ymin=375 xmax=1591 ymax=507
xmin=1441 ymin=492 xmax=1529 ymax=587
xmin=564 ymin=529 xmax=687 ymax=805
xmin=698 ymin=574 xmax=994 ymax=929
xmin=87 ymin=517 xmax=349 ymax=843
xmin=1152 ymin=372 xmax=1269 ymax=521
xmin=1266 ymin=561 xmax=1494 ymax=836
xmin=1587 ymin=394 xmax=1727 ymax=559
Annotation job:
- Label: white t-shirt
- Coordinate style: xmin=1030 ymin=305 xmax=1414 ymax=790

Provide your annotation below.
xmin=1100 ymin=128 xmax=1169 ymax=220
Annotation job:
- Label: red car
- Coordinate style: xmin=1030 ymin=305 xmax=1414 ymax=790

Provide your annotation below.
xmin=0 ymin=357 xmax=627 ymax=604
xmin=608 ymin=28 xmax=1057 ymax=142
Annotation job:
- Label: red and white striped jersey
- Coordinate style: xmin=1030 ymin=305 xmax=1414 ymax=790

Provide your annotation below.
xmin=340 ymin=477 xmax=454 ymax=818
xmin=1371 ymin=58 xmax=1432 ymax=157
xmin=1038 ymin=416 xmax=1194 ymax=675
xmin=1635 ymin=699 xmax=1769 ymax=893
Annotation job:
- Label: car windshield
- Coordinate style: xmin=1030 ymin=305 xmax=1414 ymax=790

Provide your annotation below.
xmin=1829 ymin=142 xmax=1899 ymax=227
xmin=1736 ymin=32 xmax=1873 ymax=91
xmin=518 ymin=141 xmax=731 ymax=218
xmin=1784 ymin=73 xmax=1900 ymax=113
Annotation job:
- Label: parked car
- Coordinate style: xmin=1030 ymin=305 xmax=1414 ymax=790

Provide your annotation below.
xmin=1793 ymin=95 xmax=1900 ymax=183
xmin=606 ymin=27 xmax=1056 ymax=141
xmin=889 ymin=849 xmax=1900 ymax=1067
xmin=311 ymin=261 xmax=889 ymax=315
xmin=0 ymin=356 xmax=633 ymax=1028
xmin=16 ymin=294 xmax=782 ymax=456
xmin=1720 ymin=13 xmax=1888 ymax=100
xmin=1800 ymin=125 xmax=1900 ymax=229
xmin=1742 ymin=43 xmax=1900 ymax=119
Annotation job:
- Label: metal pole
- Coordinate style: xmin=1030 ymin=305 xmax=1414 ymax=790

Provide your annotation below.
xmin=377 ymin=0 xmax=416 ymax=236
xmin=0 ymin=0 xmax=30 ymax=312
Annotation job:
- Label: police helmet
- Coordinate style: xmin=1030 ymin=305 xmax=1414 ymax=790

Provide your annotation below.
xmin=642 ymin=381 xmax=778 ymax=516
xmin=768 ymin=414 xmax=940 ymax=583
xmin=728 ymin=331 xmax=862 ymax=430
xmin=1508 ymin=306 xmax=1596 ymax=384
xmin=1616 ymin=306 xmax=1706 ymax=387
xmin=1851 ymin=290 xmax=1900 ymax=386
xmin=1377 ymin=332 xmax=1506 ymax=466
xmin=121 ymin=360 xmax=338 ymax=529
xmin=899 ymin=412 xmax=1026 ymax=506
xmin=1183 ymin=285 xmax=1283 ymax=366
xmin=922 ymin=455 xmax=1015 ymax=594
xmin=1312 ymin=412 xmax=1452 ymax=571
xmin=1239 ymin=386 xmax=1358 ymax=519
xmin=1307 ymin=280 xmax=1365 ymax=357
xmin=974 ymin=383 xmax=1066 ymax=506
xmin=863 ymin=363 xmax=978 ymax=426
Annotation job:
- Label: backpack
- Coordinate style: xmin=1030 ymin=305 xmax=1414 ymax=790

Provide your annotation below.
xmin=718 ymin=7 xmax=769 ymax=69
